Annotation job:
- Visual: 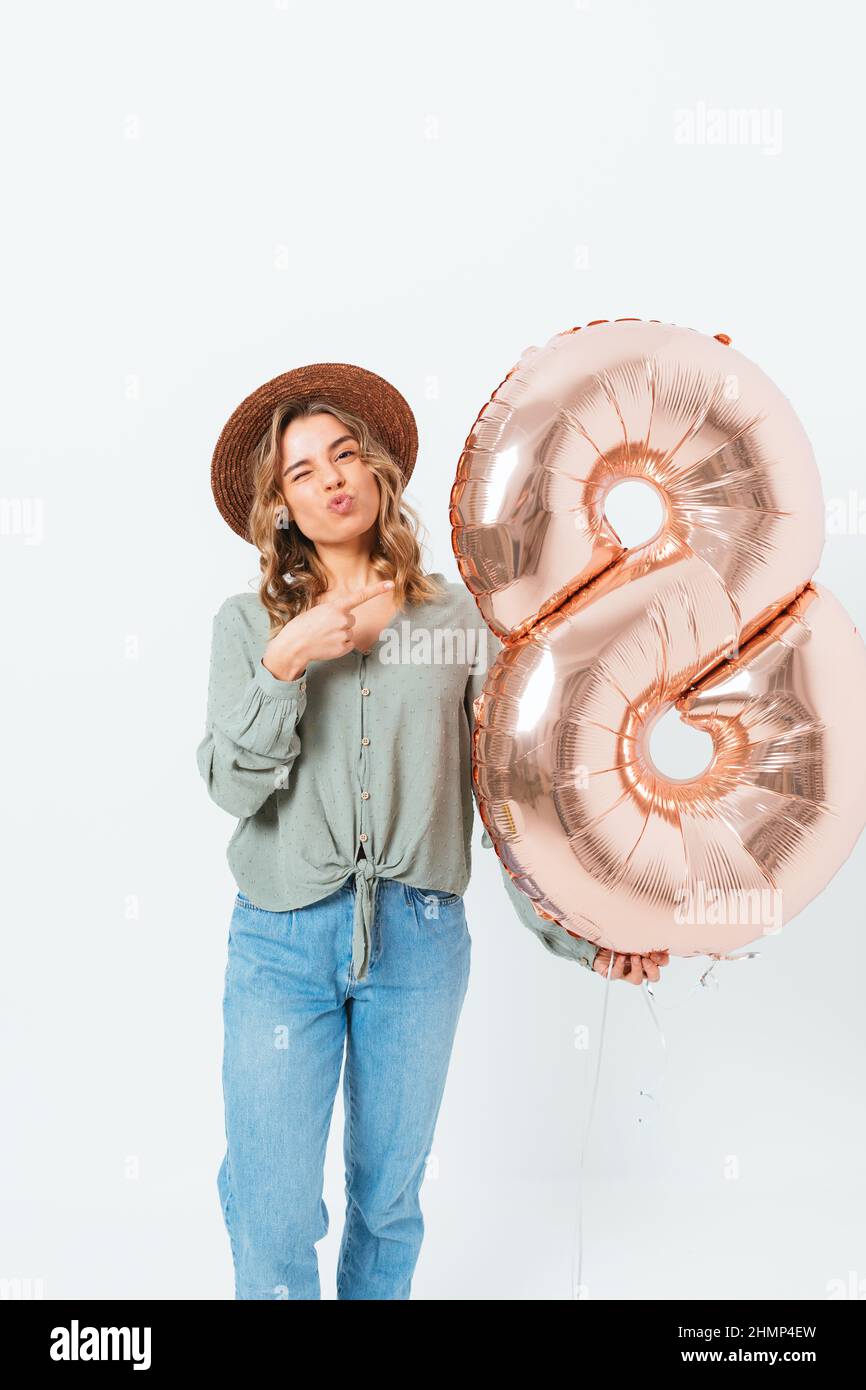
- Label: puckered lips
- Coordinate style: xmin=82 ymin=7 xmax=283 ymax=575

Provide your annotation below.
xmin=327 ymin=492 xmax=355 ymax=515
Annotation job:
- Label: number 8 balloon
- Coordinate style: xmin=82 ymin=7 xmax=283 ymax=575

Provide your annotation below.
xmin=451 ymin=319 xmax=866 ymax=958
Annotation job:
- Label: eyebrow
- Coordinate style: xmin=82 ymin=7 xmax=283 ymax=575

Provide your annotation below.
xmin=284 ymin=435 xmax=357 ymax=476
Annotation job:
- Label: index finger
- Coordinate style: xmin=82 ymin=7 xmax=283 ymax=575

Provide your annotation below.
xmin=335 ymin=579 xmax=395 ymax=611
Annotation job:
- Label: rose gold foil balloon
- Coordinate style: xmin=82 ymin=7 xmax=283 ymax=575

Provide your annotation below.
xmin=451 ymin=319 xmax=866 ymax=958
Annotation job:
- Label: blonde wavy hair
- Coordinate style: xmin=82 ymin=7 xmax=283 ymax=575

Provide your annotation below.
xmin=246 ymin=397 xmax=444 ymax=636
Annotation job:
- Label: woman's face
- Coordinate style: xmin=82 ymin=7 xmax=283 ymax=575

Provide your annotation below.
xmin=278 ymin=411 xmax=380 ymax=543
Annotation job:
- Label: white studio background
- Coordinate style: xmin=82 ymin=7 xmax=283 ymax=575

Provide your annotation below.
xmin=2 ymin=0 xmax=864 ymax=1301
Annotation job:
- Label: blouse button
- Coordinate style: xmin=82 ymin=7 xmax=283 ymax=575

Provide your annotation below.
xmin=300 ymin=681 xmax=306 ymax=693
xmin=359 ymin=832 xmax=368 ymax=843
xmin=361 ymin=687 xmax=370 ymax=696
xmin=361 ymin=736 xmax=370 ymax=746
xmin=361 ymin=790 xmax=370 ymax=800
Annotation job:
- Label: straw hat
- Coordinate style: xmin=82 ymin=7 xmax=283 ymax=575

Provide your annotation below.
xmin=210 ymin=362 xmax=419 ymax=541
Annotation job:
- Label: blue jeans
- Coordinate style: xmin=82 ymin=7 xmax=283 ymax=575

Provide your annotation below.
xmin=217 ymin=874 xmax=471 ymax=1299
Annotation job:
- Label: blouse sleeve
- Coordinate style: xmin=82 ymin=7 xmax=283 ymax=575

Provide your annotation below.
xmin=195 ymin=598 xmax=308 ymax=819
xmin=464 ymin=613 xmax=599 ymax=974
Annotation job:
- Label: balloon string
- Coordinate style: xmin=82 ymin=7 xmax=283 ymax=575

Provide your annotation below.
xmin=570 ymin=948 xmax=762 ymax=1300
xmin=571 ymin=947 xmax=616 ymax=1300
xmin=647 ymin=949 xmax=763 ymax=1012
xmin=636 ymin=948 xmax=763 ymax=1122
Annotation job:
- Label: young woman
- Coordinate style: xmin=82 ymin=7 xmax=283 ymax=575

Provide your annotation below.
xmin=197 ymin=362 xmax=669 ymax=1301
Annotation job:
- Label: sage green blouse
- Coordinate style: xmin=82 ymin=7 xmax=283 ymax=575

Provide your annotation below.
xmin=196 ymin=571 xmax=599 ymax=982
